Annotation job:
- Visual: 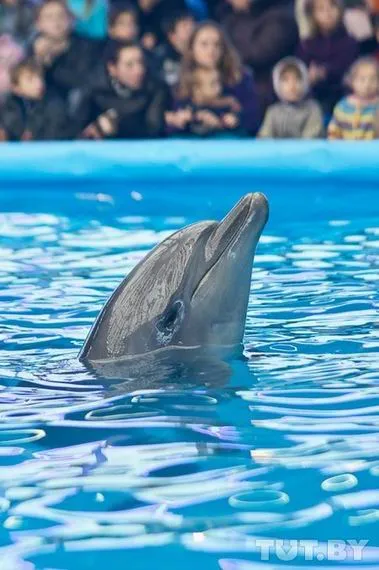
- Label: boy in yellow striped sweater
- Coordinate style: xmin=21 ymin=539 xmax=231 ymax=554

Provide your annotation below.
xmin=328 ymin=57 xmax=379 ymax=140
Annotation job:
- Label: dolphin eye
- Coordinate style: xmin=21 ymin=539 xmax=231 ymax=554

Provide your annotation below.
xmin=163 ymin=306 xmax=179 ymax=329
xmin=156 ymin=300 xmax=184 ymax=339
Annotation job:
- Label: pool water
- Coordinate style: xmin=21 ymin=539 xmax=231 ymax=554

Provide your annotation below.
xmin=0 ymin=184 xmax=378 ymax=570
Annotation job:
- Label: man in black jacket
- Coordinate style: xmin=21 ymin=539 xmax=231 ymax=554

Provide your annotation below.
xmin=0 ymin=59 xmax=72 ymax=141
xmin=76 ymin=42 xmax=171 ymax=139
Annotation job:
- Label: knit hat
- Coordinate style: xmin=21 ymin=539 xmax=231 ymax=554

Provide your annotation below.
xmin=272 ymin=56 xmax=310 ymax=101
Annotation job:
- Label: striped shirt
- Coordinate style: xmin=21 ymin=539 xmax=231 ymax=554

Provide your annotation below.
xmin=328 ymin=96 xmax=379 ymax=140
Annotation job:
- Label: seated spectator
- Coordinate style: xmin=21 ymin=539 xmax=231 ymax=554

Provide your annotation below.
xmin=166 ymin=67 xmax=241 ymax=135
xmin=297 ymin=0 xmax=359 ymax=115
xmin=259 ymin=56 xmax=324 ymax=138
xmin=108 ymin=4 xmax=139 ymax=43
xmin=76 ymin=42 xmax=170 ymax=139
xmin=214 ymin=0 xmax=299 ymax=114
xmin=297 ymin=0 xmax=377 ymax=54
xmin=134 ymin=0 xmax=190 ymax=50
xmin=328 ymin=56 xmax=379 ymax=138
xmin=167 ymin=22 xmax=259 ymax=135
xmin=30 ymin=0 xmax=100 ymax=104
xmin=0 ymin=33 xmax=24 ymax=102
xmin=67 ymin=0 xmax=108 ymax=39
xmin=0 ymin=58 xmax=71 ymax=140
xmin=155 ymin=9 xmax=195 ymax=86
xmin=99 ymin=4 xmax=139 ymax=62
xmin=0 ymin=0 xmax=35 ymax=47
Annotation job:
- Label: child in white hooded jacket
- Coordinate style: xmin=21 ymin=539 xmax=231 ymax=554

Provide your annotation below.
xmin=258 ymin=56 xmax=324 ymax=139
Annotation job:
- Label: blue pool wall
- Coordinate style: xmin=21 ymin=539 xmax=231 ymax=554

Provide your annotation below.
xmin=1 ymin=140 xmax=378 ymax=223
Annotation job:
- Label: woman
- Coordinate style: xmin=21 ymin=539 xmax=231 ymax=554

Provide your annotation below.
xmin=297 ymin=0 xmax=359 ymax=115
xmin=166 ymin=21 xmax=259 ymax=136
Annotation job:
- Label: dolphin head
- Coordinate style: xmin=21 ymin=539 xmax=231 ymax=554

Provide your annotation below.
xmin=79 ymin=192 xmax=269 ymax=362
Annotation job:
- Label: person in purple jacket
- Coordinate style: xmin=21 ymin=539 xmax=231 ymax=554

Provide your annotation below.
xmin=165 ymin=21 xmax=259 ymax=136
xmin=297 ymin=0 xmax=359 ymax=115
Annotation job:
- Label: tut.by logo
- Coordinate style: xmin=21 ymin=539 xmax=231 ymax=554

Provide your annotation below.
xmin=253 ymin=539 xmax=369 ymax=561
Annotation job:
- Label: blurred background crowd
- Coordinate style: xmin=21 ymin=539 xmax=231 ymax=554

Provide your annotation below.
xmin=1 ymin=0 xmax=379 ymax=141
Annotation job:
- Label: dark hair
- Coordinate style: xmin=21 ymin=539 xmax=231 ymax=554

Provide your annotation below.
xmin=10 ymin=58 xmax=42 ymax=85
xmin=109 ymin=3 xmax=138 ymax=28
xmin=162 ymin=9 xmax=194 ymax=37
xmin=279 ymin=63 xmax=302 ymax=80
xmin=178 ymin=21 xmax=242 ymax=98
xmin=107 ymin=40 xmax=142 ymax=64
xmin=36 ymin=0 xmax=72 ymax=19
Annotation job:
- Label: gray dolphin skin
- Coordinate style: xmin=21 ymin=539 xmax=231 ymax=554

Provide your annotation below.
xmin=79 ymin=192 xmax=269 ymax=377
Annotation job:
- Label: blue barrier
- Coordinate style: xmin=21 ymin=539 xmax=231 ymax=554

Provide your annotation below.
xmin=0 ymin=140 xmax=379 ymax=183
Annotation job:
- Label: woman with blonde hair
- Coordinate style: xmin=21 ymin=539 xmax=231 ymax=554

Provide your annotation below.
xmin=166 ymin=21 xmax=259 ymax=136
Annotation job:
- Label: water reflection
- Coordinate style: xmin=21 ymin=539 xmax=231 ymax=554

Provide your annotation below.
xmin=0 ymin=208 xmax=378 ymax=569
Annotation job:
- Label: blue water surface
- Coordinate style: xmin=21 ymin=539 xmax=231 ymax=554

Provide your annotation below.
xmin=0 ymin=180 xmax=378 ymax=570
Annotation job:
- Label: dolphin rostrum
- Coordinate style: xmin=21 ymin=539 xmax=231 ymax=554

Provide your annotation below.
xmin=79 ymin=193 xmax=268 ymax=381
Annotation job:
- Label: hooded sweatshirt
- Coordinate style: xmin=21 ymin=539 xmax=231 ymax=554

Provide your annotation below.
xmin=259 ymin=56 xmax=324 ymax=138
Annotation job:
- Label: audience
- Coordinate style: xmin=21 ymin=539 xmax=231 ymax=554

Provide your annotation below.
xmin=0 ymin=58 xmax=71 ymax=140
xmin=0 ymin=0 xmax=379 ymax=140
xmin=155 ymin=9 xmax=195 ymax=86
xmin=328 ymin=56 xmax=379 ymax=138
xmin=76 ymin=41 xmax=170 ymax=139
xmin=259 ymin=56 xmax=324 ymax=137
xmin=167 ymin=22 xmax=259 ymax=135
xmin=297 ymin=0 xmax=359 ymax=115
xmin=214 ymin=0 xmax=299 ymax=113
xmin=167 ymin=66 xmax=241 ymax=135
xmin=30 ymin=0 xmax=100 ymax=107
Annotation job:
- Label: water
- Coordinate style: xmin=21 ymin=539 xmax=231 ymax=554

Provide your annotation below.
xmin=0 ymin=185 xmax=378 ymax=570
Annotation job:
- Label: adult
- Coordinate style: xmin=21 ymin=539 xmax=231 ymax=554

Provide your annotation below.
xmin=297 ymin=0 xmax=359 ymax=115
xmin=167 ymin=21 xmax=259 ymax=135
xmin=214 ymin=0 xmax=299 ymax=112
xmin=76 ymin=42 xmax=170 ymax=139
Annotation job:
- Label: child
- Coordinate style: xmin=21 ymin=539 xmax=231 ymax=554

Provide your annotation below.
xmin=259 ymin=56 xmax=324 ymax=138
xmin=166 ymin=67 xmax=241 ymax=135
xmin=31 ymin=0 xmax=100 ymax=102
xmin=156 ymin=9 xmax=195 ymax=86
xmin=100 ymin=4 xmax=140 ymax=62
xmin=328 ymin=56 xmax=379 ymax=139
xmin=108 ymin=4 xmax=139 ymax=43
xmin=297 ymin=0 xmax=359 ymax=114
xmin=134 ymin=0 xmax=189 ymax=50
xmin=0 ymin=58 xmax=71 ymax=140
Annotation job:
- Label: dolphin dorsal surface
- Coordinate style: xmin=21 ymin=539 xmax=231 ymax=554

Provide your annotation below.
xmin=79 ymin=193 xmax=269 ymax=364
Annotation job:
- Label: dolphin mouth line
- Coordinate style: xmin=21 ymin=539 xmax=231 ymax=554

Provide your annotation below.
xmin=190 ymin=195 xmax=255 ymax=301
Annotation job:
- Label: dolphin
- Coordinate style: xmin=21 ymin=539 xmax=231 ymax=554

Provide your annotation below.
xmin=79 ymin=193 xmax=268 ymax=384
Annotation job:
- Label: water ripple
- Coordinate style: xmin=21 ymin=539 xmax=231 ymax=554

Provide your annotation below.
xmin=0 ymin=208 xmax=378 ymax=569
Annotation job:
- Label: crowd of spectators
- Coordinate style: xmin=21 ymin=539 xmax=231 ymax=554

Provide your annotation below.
xmin=1 ymin=0 xmax=379 ymax=141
